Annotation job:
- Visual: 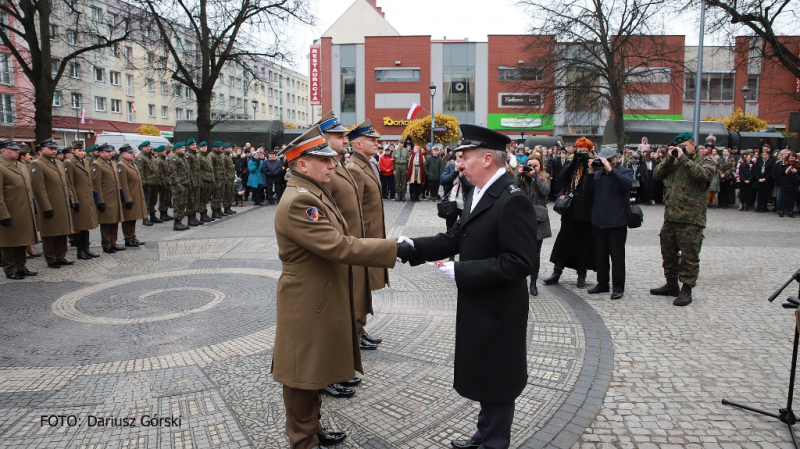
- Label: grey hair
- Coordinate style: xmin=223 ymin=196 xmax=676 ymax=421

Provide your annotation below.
xmin=486 ymin=149 xmax=506 ymax=168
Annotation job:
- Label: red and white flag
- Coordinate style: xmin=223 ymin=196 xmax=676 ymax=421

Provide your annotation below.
xmin=131 ymin=103 xmax=137 ymax=113
xmin=406 ymin=102 xmax=422 ymax=120
xmin=80 ymin=108 xmax=85 ymax=125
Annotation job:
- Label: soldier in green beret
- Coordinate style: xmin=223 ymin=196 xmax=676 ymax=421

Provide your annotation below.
xmin=135 ymin=140 xmax=162 ymax=226
xmin=154 ymin=145 xmax=173 ymax=221
xmin=222 ymin=142 xmax=237 ymax=214
xmin=184 ymin=138 xmax=203 ymax=226
xmin=167 ymin=142 xmax=190 ymax=231
xmin=209 ymin=141 xmax=226 ymax=218
xmin=650 ymin=132 xmax=716 ymax=306
xmin=197 ymin=140 xmax=216 ymax=222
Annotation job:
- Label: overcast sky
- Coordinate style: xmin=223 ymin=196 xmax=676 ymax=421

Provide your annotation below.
xmin=282 ymin=0 xmax=800 ymax=75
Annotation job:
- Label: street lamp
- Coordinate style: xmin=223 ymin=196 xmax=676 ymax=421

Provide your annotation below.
xmin=251 ymin=99 xmax=258 ymax=120
xmin=429 ymin=82 xmax=436 ymax=148
xmin=741 ymin=85 xmax=750 ymax=132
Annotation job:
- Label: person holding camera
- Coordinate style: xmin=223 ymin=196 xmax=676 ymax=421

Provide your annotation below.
xmin=543 ymin=137 xmax=596 ymax=288
xmin=514 ymin=155 xmax=551 ymax=296
xmin=651 ymin=133 xmax=716 ymax=307
xmin=584 ymin=147 xmax=634 ymax=300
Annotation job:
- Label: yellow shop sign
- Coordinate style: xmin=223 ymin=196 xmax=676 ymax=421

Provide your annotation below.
xmin=383 ymin=117 xmax=410 ymax=126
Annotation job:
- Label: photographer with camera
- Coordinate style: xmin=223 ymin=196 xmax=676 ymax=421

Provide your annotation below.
xmin=514 ymin=155 xmax=552 ymax=296
xmin=650 ymin=133 xmax=716 ymax=307
xmin=584 ymin=147 xmax=634 ymax=300
xmin=543 ymin=137 xmax=596 ymax=288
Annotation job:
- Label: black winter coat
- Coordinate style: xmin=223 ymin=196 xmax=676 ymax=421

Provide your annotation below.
xmin=410 ymin=173 xmax=535 ymax=402
xmin=558 ymin=156 xmax=593 ymax=222
xmin=585 ymin=165 xmax=634 ymax=229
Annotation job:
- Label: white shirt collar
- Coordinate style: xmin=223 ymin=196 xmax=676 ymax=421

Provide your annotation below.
xmin=470 ymin=167 xmax=507 ymax=213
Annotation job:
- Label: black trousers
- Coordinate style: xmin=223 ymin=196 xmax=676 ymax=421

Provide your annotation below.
xmin=252 ymin=184 xmax=264 ymax=204
xmin=471 ymin=400 xmax=515 ymax=449
xmin=381 ymin=175 xmax=395 ymax=199
xmin=594 ymin=226 xmax=627 ymax=292
xmin=756 ymin=182 xmax=773 ymax=211
xmin=531 ymin=238 xmax=543 ymax=280
xmin=427 ymin=179 xmax=441 ymax=199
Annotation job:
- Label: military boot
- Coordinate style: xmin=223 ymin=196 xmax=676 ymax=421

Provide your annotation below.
xmin=650 ymin=278 xmax=680 ymax=296
xmin=200 ymin=210 xmax=214 ymax=222
xmin=188 ymin=214 xmax=201 ymax=226
xmin=218 ymin=208 xmax=230 ymax=217
xmin=173 ymin=218 xmax=189 ymax=231
xmin=543 ymin=267 xmax=563 ymax=285
xmin=142 ymin=218 xmax=153 ymax=226
xmin=673 ymin=284 xmax=693 ymax=306
xmin=224 ymin=207 xmax=236 ymax=214
xmin=212 ymin=209 xmax=224 ymax=219
xmin=150 ymin=213 xmax=164 ymax=224
xmin=576 ymin=272 xmax=586 ymax=288
xmin=160 ymin=211 xmax=173 ymax=221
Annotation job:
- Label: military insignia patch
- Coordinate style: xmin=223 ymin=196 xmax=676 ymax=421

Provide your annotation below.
xmin=306 ymin=207 xmax=319 ymax=222
xmin=298 ymin=187 xmax=308 ymax=193
xmin=509 ymin=185 xmax=520 ymax=193
xmin=118 ymin=168 xmax=122 ymax=173
xmin=92 ymin=167 xmax=97 ymax=173
xmin=64 ymin=167 xmax=68 ymax=172
xmin=31 ymin=168 xmax=36 ymax=174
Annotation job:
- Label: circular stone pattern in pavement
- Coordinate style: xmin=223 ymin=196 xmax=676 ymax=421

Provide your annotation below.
xmin=3 ymin=268 xmax=280 ymax=367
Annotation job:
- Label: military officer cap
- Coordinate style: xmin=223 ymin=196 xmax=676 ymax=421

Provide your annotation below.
xmin=62 ymin=146 xmax=73 ymax=154
xmin=223 ymin=142 xmax=232 ymax=148
xmin=198 ymin=140 xmax=207 ymax=147
xmin=56 ymin=148 xmax=63 ymax=154
xmin=186 ymin=138 xmax=196 ymax=145
xmin=39 ymin=139 xmax=59 ymax=149
xmin=346 ymin=120 xmax=380 ymax=140
xmin=18 ymin=144 xmax=31 ymax=154
xmin=280 ymin=126 xmax=337 ymax=162
xmin=315 ymin=110 xmax=348 ymax=133
xmin=454 ymin=124 xmax=511 ymax=152
xmin=212 ymin=140 xmax=223 ymax=147
xmin=118 ymin=144 xmax=134 ymax=154
xmin=86 ymin=144 xmax=97 ymax=153
xmin=174 ymin=141 xmax=186 ymax=149
xmin=72 ymin=141 xmax=85 ymax=150
xmin=669 ymin=132 xmax=694 ymax=146
xmin=138 ymin=140 xmax=151 ymax=148
xmin=154 ymin=145 xmax=166 ymax=152
xmin=0 ymin=139 xmax=20 ymax=150
xmin=96 ymin=142 xmax=115 ymax=152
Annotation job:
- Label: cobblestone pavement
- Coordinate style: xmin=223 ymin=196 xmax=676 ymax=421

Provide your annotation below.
xmin=0 ymin=197 xmax=797 ymax=449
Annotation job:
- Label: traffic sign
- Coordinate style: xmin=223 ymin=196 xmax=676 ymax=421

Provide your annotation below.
xmin=432 ymin=126 xmax=447 ymax=132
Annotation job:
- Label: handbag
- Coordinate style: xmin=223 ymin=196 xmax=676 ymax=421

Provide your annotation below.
xmin=627 ymin=203 xmax=644 ymax=228
xmin=553 ymin=190 xmax=573 ymax=215
xmin=533 ymin=204 xmax=548 ymax=222
xmin=437 ymin=184 xmax=460 ymax=219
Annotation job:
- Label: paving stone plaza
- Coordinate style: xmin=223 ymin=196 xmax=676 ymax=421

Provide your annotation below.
xmin=0 ymin=199 xmax=798 ymax=449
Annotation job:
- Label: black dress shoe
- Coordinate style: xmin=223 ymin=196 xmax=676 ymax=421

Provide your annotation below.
xmin=451 ymin=438 xmax=480 ymax=449
xmin=317 ymin=428 xmax=347 ymax=446
xmin=340 ymin=377 xmax=361 ymax=387
xmin=576 ymin=274 xmax=586 ymax=288
xmin=56 ymin=260 xmax=74 ymax=266
xmin=362 ymin=332 xmax=382 ymax=344
xmin=6 ymin=272 xmax=24 ymax=280
xmin=320 ymin=384 xmax=355 ymax=398
xmin=103 ymin=247 xmax=116 ymax=254
xmin=110 ymin=246 xmax=126 ymax=251
xmin=135 ymin=240 xmax=145 ymax=245
xmin=611 ymin=292 xmax=624 ymax=300
xmin=588 ymin=285 xmax=609 ymax=294
xmin=18 ymin=269 xmax=37 ymax=276
xmin=77 ymin=252 xmax=92 ymax=260
xmin=359 ymin=337 xmax=377 ymax=350
xmin=125 ymin=241 xmax=138 ymax=247
xmin=85 ymin=249 xmax=100 ymax=258
xmin=47 ymin=263 xmax=61 ymax=269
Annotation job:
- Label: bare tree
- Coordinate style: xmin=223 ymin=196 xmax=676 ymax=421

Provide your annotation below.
xmin=517 ymin=0 xmax=685 ymax=149
xmin=704 ymin=0 xmax=800 ymax=79
xmin=135 ymin=0 xmax=312 ymax=141
xmin=0 ymin=0 xmax=133 ymax=141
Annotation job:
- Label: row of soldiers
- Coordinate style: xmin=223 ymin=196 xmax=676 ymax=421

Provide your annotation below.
xmin=134 ymin=139 xmax=238 ymax=231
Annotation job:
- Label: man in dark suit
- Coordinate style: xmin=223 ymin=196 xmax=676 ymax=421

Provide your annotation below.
xmin=399 ymin=124 xmax=536 ymax=449
xmin=754 ymin=146 xmax=776 ymax=212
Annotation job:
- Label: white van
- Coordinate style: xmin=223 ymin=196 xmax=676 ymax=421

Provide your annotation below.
xmin=96 ymin=132 xmax=171 ymax=154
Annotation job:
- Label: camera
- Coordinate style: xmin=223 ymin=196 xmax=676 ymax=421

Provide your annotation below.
xmin=591 ymin=159 xmax=604 ymax=169
xmin=671 ymin=147 xmax=679 ymax=158
xmin=521 ymin=165 xmax=533 ymax=174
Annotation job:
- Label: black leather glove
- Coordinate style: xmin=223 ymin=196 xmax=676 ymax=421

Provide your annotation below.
xmin=97 ymin=203 xmax=106 ymax=212
xmin=397 ymin=241 xmax=416 ymax=264
xmin=43 ymin=210 xmax=54 ymax=219
xmin=0 ymin=218 xmax=10 ymax=227
xmin=72 ymin=203 xmax=80 ymax=212
xmin=125 ymin=201 xmax=133 ymax=210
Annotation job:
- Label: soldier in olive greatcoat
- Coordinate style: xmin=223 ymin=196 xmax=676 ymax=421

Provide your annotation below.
xmin=91 ymin=143 xmax=125 ymax=253
xmin=64 ymin=141 xmax=99 ymax=260
xmin=30 ymin=140 xmax=74 ymax=268
xmin=0 ymin=140 xmax=39 ymax=279
xmin=118 ymin=144 xmax=148 ymax=247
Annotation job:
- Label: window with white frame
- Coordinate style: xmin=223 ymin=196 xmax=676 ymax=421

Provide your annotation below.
xmin=161 ymin=106 xmax=168 ymax=119
xmin=124 ymin=46 xmax=133 ymax=69
xmin=160 ymin=82 xmax=168 ymax=94
xmin=125 ymin=74 xmax=133 ymax=96
xmin=95 ymin=96 xmax=106 ymax=111
xmin=69 ymin=62 xmax=80 ymax=79
xmin=0 ymin=54 xmax=12 ymax=85
xmin=67 ymin=29 xmax=77 ymax=45
xmin=49 ymin=24 xmax=58 ymax=40
xmin=51 ymin=58 xmax=60 ymax=76
xmin=229 ymin=96 xmax=235 ymax=107
xmin=175 ymin=108 xmax=184 ymax=120
xmin=110 ymin=99 xmax=121 ymax=113
xmin=145 ymin=78 xmax=153 ymax=91
xmin=53 ymin=91 xmax=62 ymax=106
xmin=148 ymin=104 xmax=155 ymax=117
xmin=109 ymin=71 xmax=120 ymax=85
xmin=90 ymin=6 xmax=102 ymax=22
xmin=0 ymin=94 xmax=15 ymax=125
xmin=186 ymin=110 xmax=193 ymax=120
xmin=71 ymin=92 xmax=81 ymax=109
xmin=93 ymin=67 xmax=104 ymax=82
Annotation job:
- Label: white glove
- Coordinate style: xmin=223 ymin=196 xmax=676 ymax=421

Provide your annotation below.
xmin=397 ymin=236 xmax=414 ymax=247
xmin=438 ymin=261 xmax=455 ymax=280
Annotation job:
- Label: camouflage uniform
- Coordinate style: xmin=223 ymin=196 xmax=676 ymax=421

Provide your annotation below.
xmin=185 ymin=148 xmax=201 ymax=216
xmin=168 ymin=152 xmax=191 ymax=221
xmin=197 ymin=150 xmax=215 ymax=217
xmin=209 ymin=148 xmax=226 ymax=214
xmin=157 ymin=152 xmax=172 ymax=218
xmin=222 ymin=150 xmax=235 ymax=209
xmin=393 ymin=146 xmax=410 ymax=200
xmin=654 ymin=152 xmax=716 ymax=287
xmin=135 ymin=150 xmax=160 ymax=218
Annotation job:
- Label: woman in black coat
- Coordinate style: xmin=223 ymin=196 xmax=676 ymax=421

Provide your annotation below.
xmin=514 ymin=155 xmax=552 ymax=296
xmin=737 ymin=153 xmax=755 ymax=211
xmin=640 ymin=151 xmax=656 ymax=205
xmin=775 ymin=152 xmax=800 ymax=217
xmin=543 ymin=137 xmax=596 ymax=288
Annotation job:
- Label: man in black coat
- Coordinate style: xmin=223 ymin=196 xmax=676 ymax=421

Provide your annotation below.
xmin=754 ymin=146 xmax=775 ymax=212
xmin=399 ymin=124 xmax=536 ymax=449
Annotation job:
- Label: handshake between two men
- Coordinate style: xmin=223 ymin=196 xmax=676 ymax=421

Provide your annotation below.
xmin=395 ymin=236 xmax=455 ymax=280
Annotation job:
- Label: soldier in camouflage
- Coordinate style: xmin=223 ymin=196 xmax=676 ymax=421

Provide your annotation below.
xmin=650 ymin=132 xmax=716 ymax=306
xmin=184 ymin=138 xmax=202 ymax=226
xmin=393 ymin=138 xmax=411 ymax=201
xmin=155 ymin=145 xmax=173 ymax=221
xmin=222 ymin=142 xmax=237 ymax=215
xmin=209 ymin=141 xmax=227 ymax=218
xmin=167 ymin=142 xmax=191 ymax=231
xmin=135 ymin=141 xmax=163 ymax=226
xmin=197 ymin=141 xmax=216 ymax=223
